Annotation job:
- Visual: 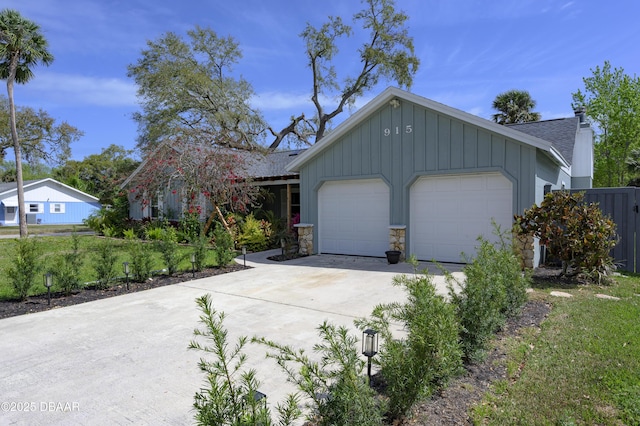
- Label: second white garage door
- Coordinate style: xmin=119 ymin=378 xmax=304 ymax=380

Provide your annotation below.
xmin=410 ymin=173 xmax=513 ymax=263
xmin=318 ymin=179 xmax=390 ymax=257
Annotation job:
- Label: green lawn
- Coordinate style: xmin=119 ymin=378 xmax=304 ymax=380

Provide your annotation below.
xmin=0 ymin=234 xmax=217 ymax=300
xmin=0 ymin=224 xmax=91 ymax=236
xmin=472 ymin=274 xmax=640 ymax=425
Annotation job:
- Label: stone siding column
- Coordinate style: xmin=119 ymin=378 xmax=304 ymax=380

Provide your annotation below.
xmin=514 ymin=233 xmax=534 ymax=269
xmin=294 ymin=223 xmax=314 ymax=255
xmin=389 ymin=225 xmax=406 ymax=260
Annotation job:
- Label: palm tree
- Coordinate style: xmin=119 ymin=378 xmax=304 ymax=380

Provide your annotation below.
xmin=491 ymin=89 xmax=541 ymax=125
xmin=0 ymin=9 xmax=54 ymax=237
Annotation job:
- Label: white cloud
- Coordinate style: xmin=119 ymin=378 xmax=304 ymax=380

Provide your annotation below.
xmin=26 ymin=72 xmax=138 ymax=107
xmin=252 ymin=91 xmax=311 ymax=110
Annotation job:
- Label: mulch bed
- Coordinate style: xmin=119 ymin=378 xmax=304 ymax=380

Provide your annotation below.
xmin=0 ymin=264 xmax=247 ymax=320
xmin=405 ymin=299 xmax=551 ymax=425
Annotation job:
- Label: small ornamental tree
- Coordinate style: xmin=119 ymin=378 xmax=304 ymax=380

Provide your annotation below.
xmin=514 ymin=191 xmax=618 ymax=283
xmin=129 ymin=138 xmax=260 ymax=237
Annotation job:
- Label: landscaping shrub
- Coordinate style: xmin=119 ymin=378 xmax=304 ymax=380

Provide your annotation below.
xmin=254 ymin=321 xmax=385 ymax=426
xmin=191 ymin=234 xmax=209 ymax=272
xmin=122 ymin=228 xmax=136 ymax=240
xmin=144 ymin=225 xmax=164 ymax=241
xmin=189 ymin=294 xmax=301 ymax=426
xmin=213 ymin=223 xmax=235 ymax=266
xmin=255 ymin=208 xmax=286 ymax=247
xmin=356 ymin=266 xmax=462 ymax=421
xmin=92 ymin=238 xmax=119 ymax=289
xmin=514 ymin=191 xmax=618 ymax=283
xmin=237 ymin=213 xmax=271 ymax=252
xmin=127 ymin=238 xmax=154 ymax=282
xmin=83 ymin=193 xmax=130 ymax=237
xmin=498 ymin=234 xmax=531 ymax=319
xmin=179 ymin=210 xmax=202 ymax=243
xmin=447 ymin=232 xmax=529 ymax=363
xmin=51 ymin=232 xmax=84 ymax=296
xmin=153 ymin=227 xmax=182 ymax=275
xmin=5 ymin=238 xmax=41 ymax=300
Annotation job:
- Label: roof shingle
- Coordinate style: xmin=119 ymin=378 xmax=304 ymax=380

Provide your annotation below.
xmin=507 ymin=117 xmax=579 ymax=165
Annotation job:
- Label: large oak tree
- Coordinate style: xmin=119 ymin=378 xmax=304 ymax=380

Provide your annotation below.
xmin=128 ymin=0 xmax=419 ymax=154
xmin=0 ymin=95 xmax=83 ymax=166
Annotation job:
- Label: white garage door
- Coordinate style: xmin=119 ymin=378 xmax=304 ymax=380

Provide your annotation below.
xmin=318 ymin=179 xmax=390 ymax=257
xmin=410 ymin=173 xmax=513 ymax=263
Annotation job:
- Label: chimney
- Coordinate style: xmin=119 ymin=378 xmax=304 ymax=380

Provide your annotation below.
xmin=574 ymin=106 xmax=586 ymax=123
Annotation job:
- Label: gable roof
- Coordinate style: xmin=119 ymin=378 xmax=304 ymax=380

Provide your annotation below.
xmin=286 ymin=87 xmax=571 ymax=172
xmin=0 ymin=178 xmax=99 ymax=202
xmin=246 ymin=150 xmax=304 ymax=181
xmin=507 ymin=117 xmax=579 ymax=165
xmin=121 ymin=144 xmax=301 ymax=189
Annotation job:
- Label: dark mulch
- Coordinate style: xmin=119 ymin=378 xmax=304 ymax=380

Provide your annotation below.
xmin=401 ymin=267 xmax=566 ymax=425
xmin=405 ymin=298 xmax=551 ymax=425
xmin=267 ymin=253 xmax=309 ymax=262
xmin=0 ymin=264 xmax=247 ymax=320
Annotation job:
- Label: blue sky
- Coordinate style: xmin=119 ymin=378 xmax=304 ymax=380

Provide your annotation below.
xmin=7 ymin=0 xmax=640 ymax=161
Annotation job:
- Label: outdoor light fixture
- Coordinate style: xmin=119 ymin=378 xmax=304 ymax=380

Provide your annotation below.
xmin=254 ymin=390 xmax=267 ymax=407
xmin=362 ymin=329 xmax=379 ymax=386
xmin=191 ymin=253 xmax=196 ymax=278
xmin=245 ymin=390 xmax=267 ymax=411
xmin=123 ymin=262 xmax=130 ymax=291
xmin=242 ymin=246 xmax=247 ymax=268
xmin=44 ymin=273 xmax=53 ymax=306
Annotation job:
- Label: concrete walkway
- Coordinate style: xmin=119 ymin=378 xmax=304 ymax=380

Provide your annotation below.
xmin=0 ymin=250 xmax=462 ymax=425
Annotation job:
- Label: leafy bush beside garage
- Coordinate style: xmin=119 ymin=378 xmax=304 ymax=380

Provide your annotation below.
xmin=514 ymin=191 xmax=618 ymax=283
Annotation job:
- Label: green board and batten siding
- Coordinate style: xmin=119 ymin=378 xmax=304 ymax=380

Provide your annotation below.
xmin=298 ymin=99 xmax=537 ymax=244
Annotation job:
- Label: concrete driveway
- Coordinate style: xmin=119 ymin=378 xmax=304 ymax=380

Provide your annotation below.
xmin=0 ymin=250 xmax=462 ymax=425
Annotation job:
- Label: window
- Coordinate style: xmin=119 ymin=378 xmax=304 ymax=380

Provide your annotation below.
xmin=50 ymin=203 xmax=65 ymax=214
xmin=151 ymin=192 xmax=163 ymax=219
xmin=6 ymin=206 xmax=16 ymax=214
xmin=29 ymin=203 xmax=41 ymax=213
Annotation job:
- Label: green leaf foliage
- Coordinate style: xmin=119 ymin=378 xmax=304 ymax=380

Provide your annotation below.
xmin=127 ymin=239 xmax=154 ymax=282
xmin=572 ymin=61 xmax=640 ymax=187
xmin=447 ymin=232 xmax=530 ymax=362
xmin=254 ymin=322 xmax=384 ymax=426
xmin=515 ymin=191 xmax=617 ymax=283
xmin=53 ymin=145 xmax=138 ymax=205
xmin=92 ymin=238 xmax=119 ymax=290
xmin=491 ymin=89 xmax=541 ymax=124
xmin=189 ymin=294 xmax=299 ymax=425
xmin=213 ymin=223 xmax=235 ymax=266
xmin=51 ymin=231 xmax=84 ymax=296
xmin=127 ymin=26 xmax=264 ymax=153
xmin=357 ymin=267 xmax=462 ymax=421
xmin=153 ymin=227 xmax=182 ymax=276
xmin=4 ymin=237 xmax=41 ymax=300
xmin=237 ymin=213 xmax=270 ymax=253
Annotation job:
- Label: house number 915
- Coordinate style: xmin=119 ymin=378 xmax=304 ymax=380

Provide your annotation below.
xmin=384 ymin=125 xmax=412 ymax=136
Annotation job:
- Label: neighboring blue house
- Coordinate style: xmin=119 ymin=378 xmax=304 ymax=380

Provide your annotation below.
xmin=0 ymin=178 xmax=101 ymax=226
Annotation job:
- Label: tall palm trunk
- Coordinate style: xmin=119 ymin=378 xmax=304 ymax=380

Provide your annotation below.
xmin=6 ymin=60 xmax=28 ymax=238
